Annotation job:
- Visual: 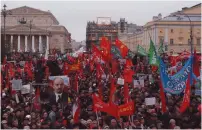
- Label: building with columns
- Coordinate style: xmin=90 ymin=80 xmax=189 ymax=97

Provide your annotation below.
xmin=126 ymin=3 xmax=201 ymax=53
xmin=1 ymin=6 xmax=72 ymax=54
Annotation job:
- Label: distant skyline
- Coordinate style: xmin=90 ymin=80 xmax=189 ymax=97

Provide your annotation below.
xmin=1 ymin=1 xmax=200 ymax=41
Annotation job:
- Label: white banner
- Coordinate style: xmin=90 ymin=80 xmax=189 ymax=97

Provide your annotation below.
xmin=133 ymin=80 xmax=144 ymax=88
xmin=145 ymin=97 xmax=156 ymax=106
xmin=117 ymin=78 xmax=124 ymax=85
xmin=21 ymin=84 xmax=31 ymax=94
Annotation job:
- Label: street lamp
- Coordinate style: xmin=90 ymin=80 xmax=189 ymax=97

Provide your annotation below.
xmin=2 ymin=4 xmax=12 ymax=54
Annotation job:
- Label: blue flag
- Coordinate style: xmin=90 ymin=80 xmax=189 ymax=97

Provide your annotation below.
xmin=159 ymin=56 xmax=193 ymax=94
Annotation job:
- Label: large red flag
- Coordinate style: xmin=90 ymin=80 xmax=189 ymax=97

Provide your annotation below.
xmin=118 ymin=101 xmax=134 ymax=116
xmin=100 ymin=37 xmax=111 ymax=60
xmin=115 ymin=39 xmax=129 ymax=58
xmin=159 ymin=81 xmax=166 ymax=113
xmin=125 ymin=59 xmax=133 ymax=69
xmin=123 ymin=83 xmax=129 ymax=103
xmin=123 ymin=69 xmax=135 ymax=83
xmin=179 ymin=75 xmax=191 ymax=113
xmin=109 ymin=78 xmax=116 ymax=104
xmin=111 ymin=60 xmax=118 ymax=74
xmin=92 ymin=94 xmax=119 ymax=118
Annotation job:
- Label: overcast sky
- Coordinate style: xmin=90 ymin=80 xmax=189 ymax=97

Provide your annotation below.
xmin=1 ymin=1 xmax=200 ymax=41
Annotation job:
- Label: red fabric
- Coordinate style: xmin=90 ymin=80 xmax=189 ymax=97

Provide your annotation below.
xmin=92 ymin=94 xmax=119 ymax=118
xmin=109 ymin=78 xmax=116 ymax=104
xmin=92 ymin=44 xmax=108 ymax=62
xmin=115 ymin=39 xmax=129 ymax=58
xmin=100 ymin=37 xmax=111 ymax=61
xmin=111 ymin=60 xmax=118 ymax=74
xmin=63 ymin=62 xmax=69 ymax=75
xmin=123 ymin=83 xmax=129 ymax=103
xmin=118 ymin=101 xmax=134 ymax=116
xmin=123 ymin=69 xmax=135 ymax=83
xmin=96 ymin=63 xmax=103 ymax=80
xmin=152 ymin=65 xmax=158 ymax=72
xmin=159 ymin=81 xmax=167 ymax=113
xmin=193 ymin=49 xmax=200 ymax=77
xmin=179 ymin=76 xmax=191 ymax=113
xmin=125 ymin=59 xmax=133 ymax=69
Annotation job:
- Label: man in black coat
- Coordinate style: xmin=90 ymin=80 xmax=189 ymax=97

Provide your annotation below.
xmin=49 ymin=77 xmax=71 ymax=110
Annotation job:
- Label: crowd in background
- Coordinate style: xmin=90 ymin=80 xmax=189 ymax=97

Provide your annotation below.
xmin=1 ymin=52 xmax=201 ymax=129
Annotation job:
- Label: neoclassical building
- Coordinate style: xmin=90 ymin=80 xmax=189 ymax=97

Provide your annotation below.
xmin=1 ymin=6 xmax=72 ymax=54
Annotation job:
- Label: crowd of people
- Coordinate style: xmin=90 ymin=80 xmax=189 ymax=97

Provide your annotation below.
xmin=1 ymin=51 xmax=201 ymax=129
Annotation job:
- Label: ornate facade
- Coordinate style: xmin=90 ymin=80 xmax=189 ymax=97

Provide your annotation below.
xmin=1 ymin=6 xmax=72 ymax=54
xmin=86 ymin=17 xmax=118 ymax=51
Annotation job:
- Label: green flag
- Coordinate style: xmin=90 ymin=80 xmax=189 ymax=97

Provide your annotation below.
xmin=137 ymin=45 xmax=147 ymax=56
xmin=158 ymin=42 xmax=164 ymax=54
xmin=148 ymin=39 xmax=159 ymax=66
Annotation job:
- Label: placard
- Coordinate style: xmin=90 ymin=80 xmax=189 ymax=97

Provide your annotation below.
xmin=137 ymin=73 xmax=147 ymax=80
xmin=11 ymin=79 xmax=22 ymax=90
xmin=145 ymin=97 xmax=156 ymax=106
xmin=21 ymin=84 xmax=31 ymax=94
xmin=195 ymin=89 xmax=201 ymax=96
xmin=133 ymin=80 xmax=144 ymax=88
xmin=117 ymin=78 xmax=124 ymax=85
xmin=49 ymin=76 xmax=69 ymax=86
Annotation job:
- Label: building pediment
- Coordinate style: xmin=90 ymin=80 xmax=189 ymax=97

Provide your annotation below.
xmin=5 ymin=25 xmax=48 ymax=34
xmin=6 ymin=6 xmax=49 ymax=15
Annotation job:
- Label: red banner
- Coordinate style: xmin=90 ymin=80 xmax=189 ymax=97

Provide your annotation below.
xmin=118 ymin=101 xmax=134 ymax=116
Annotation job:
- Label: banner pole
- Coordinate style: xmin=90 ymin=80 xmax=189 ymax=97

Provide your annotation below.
xmin=96 ymin=110 xmax=100 ymax=128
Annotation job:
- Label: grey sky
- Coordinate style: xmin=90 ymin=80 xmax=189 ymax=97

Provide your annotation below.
xmin=1 ymin=1 xmax=200 ymax=41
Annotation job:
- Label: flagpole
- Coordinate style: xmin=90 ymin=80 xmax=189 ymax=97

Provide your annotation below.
xmin=96 ymin=110 xmax=100 ymax=128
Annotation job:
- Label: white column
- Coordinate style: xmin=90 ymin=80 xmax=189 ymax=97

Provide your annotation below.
xmin=39 ymin=35 xmax=42 ymax=52
xmin=18 ymin=35 xmax=20 ymax=52
xmin=25 ymin=35 xmax=28 ymax=52
xmin=10 ymin=35 xmax=13 ymax=51
xmin=46 ymin=35 xmax=49 ymax=54
xmin=32 ymin=35 xmax=35 ymax=52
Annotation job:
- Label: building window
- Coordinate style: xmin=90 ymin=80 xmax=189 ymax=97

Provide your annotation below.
xmin=171 ymin=29 xmax=174 ymax=33
xmin=170 ymin=39 xmax=174 ymax=45
xmin=188 ymin=39 xmax=190 ymax=44
xmin=197 ymin=38 xmax=201 ymax=45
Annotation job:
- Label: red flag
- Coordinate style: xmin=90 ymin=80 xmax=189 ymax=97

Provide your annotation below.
xmin=118 ymin=101 xmax=134 ymax=116
xmin=125 ymin=59 xmax=133 ymax=69
xmin=111 ymin=60 xmax=118 ymax=74
xmin=92 ymin=94 xmax=119 ymax=118
xmin=100 ymin=37 xmax=111 ymax=60
xmin=109 ymin=78 xmax=116 ymax=104
xmin=123 ymin=69 xmax=135 ymax=83
xmin=63 ymin=62 xmax=69 ymax=75
xmin=96 ymin=63 xmax=103 ymax=80
xmin=72 ymin=101 xmax=81 ymax=123
xmin=159 ymin=81 xmax=166 ymax=113
xmin=115 ymin=39 xmax=129 ymax=58
xmin=124 ymin=83 xmax=129 ymax=103
xmin=34 ymin=87 xmax=41 ymax=110
xmin=92 ymin=44 xmax=108 ymax=62
xmin=179 ymin=76 xmax=191 ymax=113
xmin=193 ymin=49 xmax=200 ymax=77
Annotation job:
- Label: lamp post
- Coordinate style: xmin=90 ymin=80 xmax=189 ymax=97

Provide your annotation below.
xmin=2 ymin=4 xmax=12 ymax=54
xmin=174 ymin=13 xmax=193 ymax=84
